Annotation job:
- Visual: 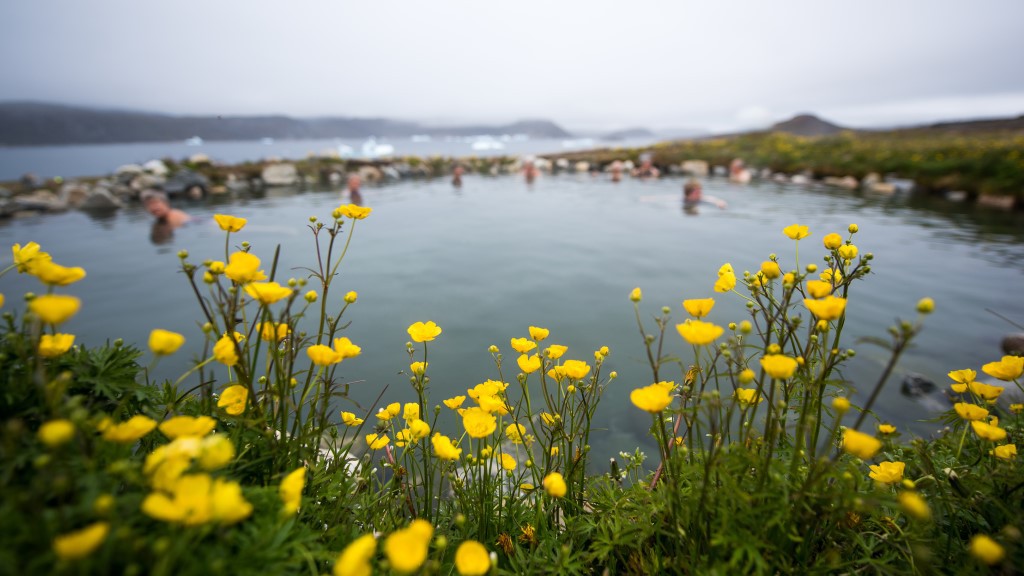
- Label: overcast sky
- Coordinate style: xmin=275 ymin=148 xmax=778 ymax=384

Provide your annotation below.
xmin=2 ymin=0 xmax=1022 ymax=133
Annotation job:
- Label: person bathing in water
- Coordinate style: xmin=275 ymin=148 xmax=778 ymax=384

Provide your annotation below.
xmin=683 ymin=179 xmax=727 ymax=210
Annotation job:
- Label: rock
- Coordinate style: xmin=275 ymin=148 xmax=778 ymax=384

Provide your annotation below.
xmin=1002 ymin=333 xmax=1024 ymax=356
xmin=79 ymin=187 xmax=124 ymax=211
xmin=862 ymin=172 xmax=881 ymax=187
xmin=381 ymin=166 xmax=401 ymax=180
xmin=143 ymin=159 xmax=169 ymax=176
xmin=759 ymin=168 xmax=772 ymax=179
xmin=164 ymin=170 xmax=209 ymax=197
xmin=824 ymin=176 xmax=858 ymax=189
xmin=791 ymin=174 xmax=810 ymax=185
xmin=60 ymin=183 xmax=92 ymax=208
xmin=574 ymin=161 xmax=590 ymax=173
xmin=130 ymin=174 xmax=165 ymax=191
xmin=357 ymin=165 xmax=383 ymax=182
xmin=225 ymin=174 xmax=249 ymax=192
xmin=900 ymin=373 xmax=936 ymax=398
xmin=0 ymin=198 xmax=16 ymax=218
xmin=15 ymin=189 xmax=67 ymax=212
xmin=115 ymin=164 xmax=144 ymax=176
xmin=209 ymin=185 xmax=228 ymax=195
xmin=680 ymin=160 xmax=709 ymax=176
xmin=189 ymin=153 xmax=211 ymax=165
xmin=977 ymin=194 xmax=1015 ymax=210
xmin=711 ymin=165 xmax=727 ymax=177
xmin=0 ymin=186 xmax=11 ymax=199
xmin=772 ymin=173 xmax=789 ymax=183
xmin=946 ymin=190 xmax=968 ymax=202
xmin=869 ymin=182 xmax=897 ymax=194
xmin=555 ymin=158 xmax=569 ymax=170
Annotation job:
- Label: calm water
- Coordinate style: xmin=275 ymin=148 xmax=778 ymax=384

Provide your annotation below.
xmin=0 ymin=137 xmax=656 ymax=181
xmin=2 ymin=175 xmax=1023 ymax=463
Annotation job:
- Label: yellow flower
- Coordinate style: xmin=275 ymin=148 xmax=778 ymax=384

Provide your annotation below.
xmin=760 ymin=354 xmax=798 ymax=379
xmin=971 ymin=420 xmax=1007 ymax=442
xmin=676 ymin=320 xmax=724 ymax=346
xmin=0 ymin=293 xmax=3 ymax=308
xmin=149 ymin=329 xmax=185 ymax=355
xmin=455 ymin=540 xmax=491 ymax=576
xmin=38 ymin=419 xmax=76 ymax=447
xmin=1010 ymin=403 xmax=1023 ymax=414
xmin=954 ymin=402 xmax=989 ymax=421
xmin=783 ymin=224 xmax=810 ymax=240
xmin=366 ymin=433 xmax=390 ymax=450
xmin=714 ymin=270 xmax=736 ymax=293
xmin=462 ymin=407 xmax=497 ymax=438
xmin=544 ymin=344 xmax=568 ymax=359
xmin=431 ymin=433 xmax=462 ymax=460
xmin=30 ymin=260 xmax=87 ymax=286
xmin=12 ymin=242 xmax=52 ymax=273
xmin=505 ymin=423 xmax=526 ymax=444
xmin=738 ymin=368 xmax=756 ymax=384
xmin=213 ymin=334 xmax=240 ymax=366
xmin=341 ymin=412 xmax=364 ymax=426
xmin=53 ymin=522 xmax=109 ymax=561
xmin=38 ymin=333 xmax=75 ymax=357
xmin=868 ymin=461 xmax=905 ymax=484
xmin=517 ymin=353 xmax=541 ymax=373
xmin=878 ymin=424 xmax=897 ymax=435
xmin=820 ymin=268 xmax=843 ymax=286
xmin=382 ymin=521 xmax=433 ymax=573
xmin=804 ymin=296 xmax=847 ymax=321
xmin=244 ymin=281 xmax=293 ymax=305
xmin=223 ymin=251 xmax=267 ymax=284
xmin=898 ymin=491 xmax=931 ymax=521
xmin=218 ymin=385 xmax=248 ymax=415
xmin=967 ymin=381 xmax=1004 ymax=401
xmin=543 ymin=472 xmax=567 ymax=498
xmin=258 ymin=322 xmax=290 ymax=342
xmin=28 ymin=294 xmax=81 ymax=325
xmin=333 ymin=337 xmax=362 ymax=359
xmin=805 ymin=280 xmax=832 ymax=299
xmin=307 ymin=344 xmax=342 ymax=366
xmin=409 ymin=361 xmax=428 ymax=376
xmin=760 ymin=261 xmax=781 ymax=280
xmin=916 ymin=297 xmax=935 ymax=314
xmin=993 ymin=444 xmax=1016 ymax=460
xmin=142 ymin=474 xmax=251 ymax=526
xmin=823 ymin=233 xmax=843 ymax=250
xmin=629 ymin=287 xmax=642 ymax=302
xmin=336 ymin=204 xmax=373 ymax=220
xmin=630 ymin=384 xmax=673 ymax=413
xmin=683 ymin=298 xmax=715 ymax=318
xmin=280 ymin=467 xmax=306 ymax=515
xmin=407 ymin=321 xmax=442 ymax=343
xmin=981 ymin=355 xmax=1024 ymax=381
xmin=305 ymin=290 xmax=318 ymax=302
xmin=561 ymin=359 xmax=591 ymax=380
xmin=159 ymin=415 xmax=216 ymax=439
xmin=443 ymin=395 xmax=466 ymax=410
xmin=197 ymin=434 xmax=235 ymax=470
xmin=213 ymin=214 xmax=247 ymax=232
xmin=968 ymin=534 xmax=1005 ymax=565
xmin=734 ymin=388 xmax=762 ymax=407
xmin=833 ymin=397 xmax=851 ymax=414
xmin=499 ymin=453 xmax=517 ymax=472
xmin=400 ymin=402 xmax=420 ymax=423
xmin=529 ymin=326 xmax=550 ymax=341
xmin=334 ymin=534 xmax=377 ymax=576
xmin=407 ymin=419 xmax=430 ymax=441
xmin=842 ymin=428 xmax=882 ymax=460
xmin=510 ymin=337 xmax=537 ymax=354
xmin=837 ymin=244 xmax=858 ymax=260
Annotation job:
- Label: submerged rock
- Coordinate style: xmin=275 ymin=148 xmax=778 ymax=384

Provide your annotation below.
xmin=1002 ymin=333 xmax=1024 ymax=356
xmin=262 ymin=163 xmax=299 ymax=186
xmin=15 ymin=189 xmax=67 ymax=212
xmin=900 ymin=373 xmax=936 ymax=398
xmin=80 ymin=187 xmax=124 ymax=211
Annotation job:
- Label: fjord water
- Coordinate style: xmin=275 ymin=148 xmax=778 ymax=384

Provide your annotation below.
xmin=2 ymin=175 xmax=1022 ymax=461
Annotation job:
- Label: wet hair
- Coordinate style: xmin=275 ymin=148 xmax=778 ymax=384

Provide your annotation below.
xmin=140 ymin=189 xmax=169 ymax=204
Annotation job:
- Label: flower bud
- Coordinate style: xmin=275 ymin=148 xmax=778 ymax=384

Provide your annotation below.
xmin=488 ymin=345 xmax=499 ymax=354
xmin=309 ymin=216 xmax=317 ymax=223
xmin=629 ymin=287 xmax=642 ymax=302
xmin=304 ymin=290 xmax=317 ymax=303
xmin=344 ymin=291 xmax=358 ymax=303
xmin=739 ymin=320 xmax=752 ymax=334
xmin=287 ymin=278 xmax=297 ymax=288
xmin=177 ymin=250 xmax=189 ymax=259
xmin=916 ymin=297 xmax=934 ymax=314
xmin=241 ymin=241 xmax=250 ymax=249
xmin=661 ymin=306 xmax=671 ymax=315
xmin=806 ymin=263 xmax=818 ymax=273
xmin=848 ymin=224 xmax=858 ymax=233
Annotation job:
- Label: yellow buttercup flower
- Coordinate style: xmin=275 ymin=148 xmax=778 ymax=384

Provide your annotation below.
xmin=410 ymin=361 xmax=428 ymax=375
xmin=38 ymin=333 xmax=75 ymax=357
xmin=783 ymin=224 xmax=810 ymax=240
xmin=333 ymin=337 xmax=362 ymax=360
xmin=280 ymin=467 xmax=306 ymax=515
xmin=53 ymin=522 xmax=109 ymax=561
xmin=954 ymin=402 xmax=989 ymax=421
xmin=760 ymin=354 xmax=798 ymax=379
xmin=971 ymin=420 xmax=1007 ymax=442
xmin=218 ymin=385 xmax=248 ymax=415
xmin=443 ymin=395 xmax=466 ymax=410
xmin=528 ymin=326 xmax=550 ymax=341
xmin=500 ymin=453 xmax=517 ymax=472
xmin=213 ymin=214 xmax=247 ymax=232
xmin=159 ymin=415 xmax=216 ymax=439
xmin=544 ymin=344 xmax=568 ymax=359
xmin=223 ymin=251 xmax=267 ymax=284
xmin=1010 ymin=403 xmax=1023 ymax=414
xmin=462 ymin=407 xmax=497 ymax=438
xmin=517 ymin=353 xmax=541 ymax=373
xmin=683 ymin=298 xmax=715 ymax=318
xmin=805 ymin=280 xmax=832 ymax=299
xmin=823 ymin=233 xmax=843 ymax=250
xmin=334 ymin=534 xmax=376 ymax=576
xmin=916 ymin=297 xmax=934 ymax=314
xmin=630 ymin=384 xmax=673 ymax=413
xmin=734 ymin=388 xmax=763 ymax=407
xmin=738 ymin=368 xmax=756 ymax=384
xmin=259 ymin=322 xmax=290 ymax=342
xmin=149 ymin=329 xmax=185 ymax=355
xmin=842 ymin=428 xmax=882 ymax=460
xmin=968 ymin=534 xmax=1005 ymax=565
xmin=820 ymin=268 xmax=843 ymax=286
xmin=366 ymin=433 xmax=390 ymax=450
xmin=102 ymin=415 xmax=157 ymax=443
xmin=898 ymin=491 xmax=931 ymax=521
xmin=981 ymin=355 xmax=1024 ymax=381
xmin=561 ymin=359 xmax=591 ymax=380
xmin=38 ymin=419 xmax=76 ymax=447
xmin=335 ymin=204 xmax=372 ymax=220
xmin=714 ymin=270 xmax=736 ymax=293
xmin=12 ymin=242 xmax=52 ymax=273
xmin=307 ymin=344 xmax=341 ymax=366
xmin=142 ymin=474 xmax=251 ymax=525
xmin=197 ymin=434 xmax=235 ymax=470
xmin=213 ymin=334 xmax=240 ymax=366
xmin=510 ymin=337 xmax=537 ymax=354
xmin=629 ymin=287 xmax=642 ymax=302
xmin=455 ymin=540 xmax=491 ymax=576
xmin=837 ymin=244 xmax=858 ymax=260
xmin=431 ymin=433 xmax=462 ymax=460
xmin=868 ymin=461 xmax=905 ymax=484
xmin=804 ymin=296 xmax=847 ymax=321
xmin=407 ymin=321 xmax=442 ymax=343
xmin=878 ymin=424 xmax=897 ymax=435
xmin=948 ymin=368 xmax=975 ymax=383
xmin=993 ymin=444 xmax=1016 ymax=460
xmin=543 ymin=472 xmax=567 ymax=498
xmin=402 ymin=402 xmax=420 ymax=423
xmin=967 ymin=381 xmax=1004 ymax=401
xmin=28 ymin=294 xmax=81 ymax=325
xmin=244 ymin=281 xmax=293 ymax=305
xmin=833 ymin=397 xmax=851 ymax=414
xmin=341 ymin=412 xmax=364 ymax=426
xmin=30 ymin=260 xmax=86 ymax=286
xmin=760 ymin=261 xmax=781 ymax=280
xmin=676 ymin=320 xmax=724 ymax=346
xmin=383 ymin=520 xmax=432 ymax=574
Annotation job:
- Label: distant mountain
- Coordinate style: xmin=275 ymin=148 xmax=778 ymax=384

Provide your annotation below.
xmin=769 ymin=114 xmax=845 ymax=136
xmin=0 ymin=102 xmax=572 ymax=145
xmin=602 ymin=127 xmax=656 ymax=140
